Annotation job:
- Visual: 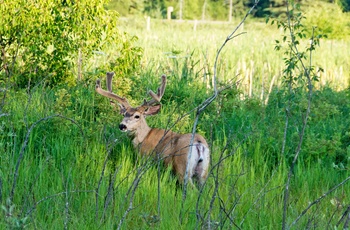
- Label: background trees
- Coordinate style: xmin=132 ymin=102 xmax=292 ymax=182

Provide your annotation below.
xmin=107 ymin=0 xmax=350 ymax=19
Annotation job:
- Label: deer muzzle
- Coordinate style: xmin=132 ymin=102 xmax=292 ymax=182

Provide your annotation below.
xmin=119 ymin=123 xmax=127 ymax=131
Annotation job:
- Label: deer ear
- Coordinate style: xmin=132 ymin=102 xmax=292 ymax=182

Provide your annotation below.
xmin=144 ymin=104 xmax=161 ymax=116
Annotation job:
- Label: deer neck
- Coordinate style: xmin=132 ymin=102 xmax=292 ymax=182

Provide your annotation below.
xmin=132 ymin=118 xmax=152 ymax=147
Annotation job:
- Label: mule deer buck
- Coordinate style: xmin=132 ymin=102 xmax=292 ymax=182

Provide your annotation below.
xmin=95 ymin=72 xmax=210 ymax=186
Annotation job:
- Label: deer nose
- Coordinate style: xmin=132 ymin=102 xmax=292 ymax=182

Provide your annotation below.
xmin=119 ymin=123 xmax=127 ymax=131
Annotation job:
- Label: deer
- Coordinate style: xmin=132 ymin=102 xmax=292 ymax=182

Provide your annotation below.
xmin=95 ymin=72 xmax=210 ymax=187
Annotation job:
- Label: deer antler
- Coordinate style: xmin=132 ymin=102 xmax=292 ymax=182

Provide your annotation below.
xmin=141 ymin=75 xmax=167 ymax=107
xmin=95 ymin=72 xmax=131 ymax=110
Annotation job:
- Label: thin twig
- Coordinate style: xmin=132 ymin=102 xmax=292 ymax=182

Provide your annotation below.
xmin=289 ymin=175 xmax=350 ymax=228
xmin=25 ymin=190 xmax=96 ymax=217
xmin=100 ymin=166 xmax=120 ymax=224
xmin=181 ymin=0 xmax=261 ymax=213
xmin=0 ymin=113 xmax=9 ymax=118
xmin=282 ymin=3 xmax=317 ymax=229
xmin=240 ymin=170 xmax=283 ymax=226
xmin=195 ymin=129 xmax=252 ymax=229
xmin=206 ymin=142 xmax=224 ymax=229
xmin=63 ymin=169 xmax=72 ymax=230
xmin=116 ymin=171 xmax=143 ymax=230
xmin=96 ymin=128 xmax=118 ymax=221
xmin=338 ymin=205 xmax=350 ymax=229
xmin=10 ymin=114 xmax=83 ymax=202
xmin=157 ymin=150 xmax=161 ymax=218
xmin=218 ymin=196 xmax=242 ymax=230
xmin=20 ymin=155 xmax=52 ymax=216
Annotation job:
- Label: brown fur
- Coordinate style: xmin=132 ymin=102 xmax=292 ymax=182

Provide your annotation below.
xmin=137 ymin=128 xmax=209 ymax=184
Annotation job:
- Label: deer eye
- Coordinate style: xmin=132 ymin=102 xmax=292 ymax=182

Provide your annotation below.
xmin=134 ymin=115 xmax=140 ymax=119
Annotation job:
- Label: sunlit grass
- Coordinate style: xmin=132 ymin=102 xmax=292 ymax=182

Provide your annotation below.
xmin=1 ymin=16 xmax=350 ymax=229
xmin=116 ymin=18 xmax=349 ymax=94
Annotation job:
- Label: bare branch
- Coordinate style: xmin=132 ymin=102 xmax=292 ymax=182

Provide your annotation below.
xmin=181 ymin=0 xmax=261 ymax=212
xmin=0 ymin=113 xmax=9 ymax=118
xmin=25 ymin=190 xmax=95 ymax=217
xmin=337 ymin=205 xmax=350 ymax=229
xmin=10 ymin=115 xmax=83 ymax=202
xmin=96 ymin=128 xmax=119 ymax=221
xmin=289 ymin=175 xmax=350 ymax=228
xmin=282 ymin=7 xmax=317 ymax=230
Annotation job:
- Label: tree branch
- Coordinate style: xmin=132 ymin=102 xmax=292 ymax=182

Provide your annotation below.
xmin=289 ymin=175 xmax=350 ymax=228
xmin=181 ymin=0 xmax=261 ymax=208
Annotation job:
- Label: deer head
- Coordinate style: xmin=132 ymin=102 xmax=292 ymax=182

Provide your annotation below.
xmin=95 ymin=72 xmax=167 ymax=134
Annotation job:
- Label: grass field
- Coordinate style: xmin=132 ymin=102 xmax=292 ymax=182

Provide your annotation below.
xmin=117 ymin=18 xmax=349 ymax=92
xmin=1 ymin=16 xmax=350 ymax=229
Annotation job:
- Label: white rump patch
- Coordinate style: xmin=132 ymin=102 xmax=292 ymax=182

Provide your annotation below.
xmin=188 ymin=142 xmax=210 ymax=183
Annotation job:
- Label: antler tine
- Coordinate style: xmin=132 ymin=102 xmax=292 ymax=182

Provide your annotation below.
xmin=143 ymin=75 xmax=167 ymax=107
xmin=95 ymin=72 xmax=131 ymax=110
xmin=106 ymin=72 xmax=114 ymax=92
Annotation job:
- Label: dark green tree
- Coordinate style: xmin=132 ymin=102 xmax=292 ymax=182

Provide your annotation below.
xmin=144 ymin=0 xmax=167 ymax=18
xmin=337 ymin=0 xmax=350 ymax=11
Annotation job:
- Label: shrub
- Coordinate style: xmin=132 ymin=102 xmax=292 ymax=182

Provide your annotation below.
xmin=0 ymin=0 xmax=142 ymax=88
xmin=303 ymin=1 xmax=350 ymax=39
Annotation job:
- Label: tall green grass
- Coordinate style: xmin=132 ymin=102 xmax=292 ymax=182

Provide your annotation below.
xmin=1 ymin=70 xmax=349 ymax=229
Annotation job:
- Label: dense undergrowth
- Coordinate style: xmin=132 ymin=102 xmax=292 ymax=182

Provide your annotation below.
xmin=1 ymin=70 xmax=349 ymax=228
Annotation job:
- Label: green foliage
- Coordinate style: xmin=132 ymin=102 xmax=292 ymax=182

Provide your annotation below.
xmin=144 ymin=0 xmax=167 ymax=18
xmin=263 ymin=87 xmax=350 ymax=166
xmin=336 ymin=0 xmax=350 ymax=11
xmin=245 ymin=0 xmax=271 ymax=17
xmin=303 ymin=1 xmax=350 ymax=39
xmin=1 ymin=198 xmax=29 ymax=229
xmin=269 ymin=4 xmax=326 ymax=87
xmin=0 ymin=0 xmax=142 ymax=88
xmin=267 ymin=1 xmax=327 ymax=165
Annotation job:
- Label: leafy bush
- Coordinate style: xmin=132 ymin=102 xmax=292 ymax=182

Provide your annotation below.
xmin=231 ymin=85 xmax=350 ymax=170
xmin=303 ymin=1 xmax=350 ymax=39
xmin=0 ymin=0 xmax=142 ymax=88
